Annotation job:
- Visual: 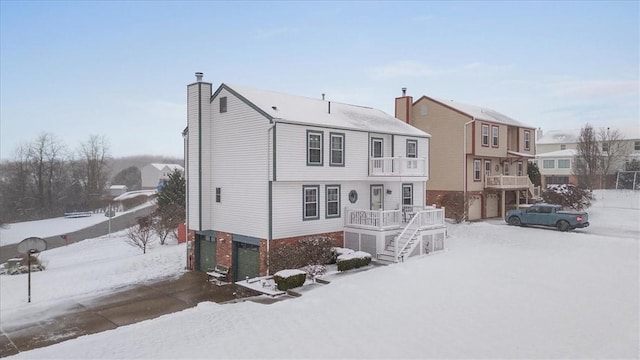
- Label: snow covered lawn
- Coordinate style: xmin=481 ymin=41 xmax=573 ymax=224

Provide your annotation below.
xmin=2 ymin=190 xmax=638 ymax=359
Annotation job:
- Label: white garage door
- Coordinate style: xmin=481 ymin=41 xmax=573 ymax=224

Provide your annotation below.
xmin=468 ymin=195 xmax=482 ymax=221
xmin=486 ymin=194 xmax=499 ymax=218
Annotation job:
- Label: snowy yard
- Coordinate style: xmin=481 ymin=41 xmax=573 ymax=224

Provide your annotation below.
xmin=1 ymin=190 xmax=638 ymax=359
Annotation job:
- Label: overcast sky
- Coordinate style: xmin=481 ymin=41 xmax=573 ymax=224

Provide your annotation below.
xmin=1 ymin=1 xmax=638 ymax=159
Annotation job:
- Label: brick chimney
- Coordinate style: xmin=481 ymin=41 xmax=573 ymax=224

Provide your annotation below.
xmin=394 ymin=87 xmax=413 ymax=124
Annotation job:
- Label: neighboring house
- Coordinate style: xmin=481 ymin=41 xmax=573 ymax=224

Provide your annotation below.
xmin=536 ymin=126 xmax=640 ymax=188
xmin=108 ymin=185 xmax=128 ymax=197
xmin=184 ymin=73 xmax=446 ymax=281
xmin=141 ymin=163 xmax=184 ymax=189
xmin=395 ymin=89 xmax=537 ymax=220
xmin=533 ymin=149 xmax=578 ymax=188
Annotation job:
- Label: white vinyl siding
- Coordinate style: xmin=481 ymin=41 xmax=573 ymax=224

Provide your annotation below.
xmin=209 ymin=88 xmax=269 ymax=238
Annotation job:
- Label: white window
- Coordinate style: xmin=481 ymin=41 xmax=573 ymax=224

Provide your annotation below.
xmin=474 ymin=160 xmax=481 ymax=181
xmin=602 ymin=142 xmax=609 ymax=153
xmin=503 ymin=161 xmax=510 ymax=175
xmin=560 ymin=144 xmax=566 ymax=150
xmin=558 ymin=159 xmax=571 ymax=168
xmin=635 ymin=141 xmax=640 ymax=151
xmin=406 ymin=140 xmax=418 ymax=169
xmin=492 ymin=126 xmax=499 ymax=147
xmin=220 ymin=97 xmax=227 ymax=113
xmin=330 ymin=133 xmax=344 ymax=166
xmin=326 ymin=185 xmax=340 ymax=218
xmin=481 ymin=125 xmax=489 ymax=146
xmin=543 ymin=159 xmax=555 ymax=169
xmin=402 ymin=184 xmax=413 ymax=206
xmin=307 ymin=131 xmax=323 ymax=166
xmin=303 ymin=186 xmax=319 ymax=220
xmin=524 ymin=131 xmax=531 ymax=151
xmin=485 ymin=160 xmax=491 ymax=177
xmin=517 ymin=161 xmax=523 ymax=176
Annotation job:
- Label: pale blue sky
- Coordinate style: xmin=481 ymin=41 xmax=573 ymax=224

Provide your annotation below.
xmin=1 ymin=0 xmax=638 ymax=159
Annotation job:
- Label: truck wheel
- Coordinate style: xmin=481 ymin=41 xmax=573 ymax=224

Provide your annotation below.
xmin=508 ymin=216 xmax=521 ymax=226
xmin=557 ymin=220 xmax=570 ymax=232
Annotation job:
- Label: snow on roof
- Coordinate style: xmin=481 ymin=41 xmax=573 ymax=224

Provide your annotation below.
xmin=535 ymin=149 xmax=578 ymax=158
xmin=149 ymin=163 xmax=184 ymax=171
xmin=109 ymin=185 xmax=127 ymax=190
xmin=537 ymin=126 xmax=640 ymax=145
xmin=507 ymin=150 xmax=535 ymax=158
xmin=430 ymin=97 xmax=534 ymax=129
xmin=113 ymin=189 xmax=157 ymax=202
xmin=226 ymin=84 xmax=431 ymax=137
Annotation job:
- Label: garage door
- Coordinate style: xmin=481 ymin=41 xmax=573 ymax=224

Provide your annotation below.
xmin=233 ymin=241 xmax=260 ymax=282
xmin=468 ymin=195 xmax=482 ymax=221
xmin=486 ymin=194 xmax=499 ymax=218
xmin=197 ymin=236 xmax=216 ymax=272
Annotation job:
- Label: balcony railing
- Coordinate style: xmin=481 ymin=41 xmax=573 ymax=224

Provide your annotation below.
xmin=485 ymin=175 xmax=531 ymax=189
xmin=344 ymin=206 xmax=444 ymax=231
xmin=369 ymin=157 xmax=428 ymax=177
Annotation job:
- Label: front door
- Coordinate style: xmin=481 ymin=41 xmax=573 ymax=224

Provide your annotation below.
xmin=371 ymin=185 xmax=384 ymax=210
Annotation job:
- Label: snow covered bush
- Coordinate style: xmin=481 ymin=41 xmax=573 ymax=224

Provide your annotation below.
xmin=337 ymin=251 xmax=371 ymax=272
xmin=302 ymin=264 xmax=326 ymax=280
xmin=440 ymin=192 xmax=468 ymax=223
xmin=329 ymin=247 xmax=354 ymax=264
xmin=542 ymin=184 xmax=592 ymax=210
xmin=269 ymin=235 xmax=335 ymax=273
xmin=273 ymin=269 xmax=306 ymax=290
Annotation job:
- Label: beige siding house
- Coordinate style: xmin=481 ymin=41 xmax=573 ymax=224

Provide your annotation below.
xmin=395 ymin=90 xmax=537 ymax=220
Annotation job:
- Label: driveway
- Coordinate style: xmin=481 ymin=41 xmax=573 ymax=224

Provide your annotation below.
xmin=0 ymin=271 xmax=262 ymax=357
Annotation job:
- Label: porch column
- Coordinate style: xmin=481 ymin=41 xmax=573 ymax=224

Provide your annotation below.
xmin=501 ymin=190 xmax=506 ymax=219
xmin=516 ymin=190 xmax=521 ymax=209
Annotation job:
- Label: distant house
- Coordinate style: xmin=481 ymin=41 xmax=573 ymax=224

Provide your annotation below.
xmin=141 ymin=163 xmax=184 ymax=189
xmin=109 ymin=185 xmax=128 ymax=197
xmin=394 ymin=90 xmax=537 ymax=220
xmin=536 ymin=127 xmax=640 ymax=188
xmin=184 ymin=73 xmax=446 ymax=281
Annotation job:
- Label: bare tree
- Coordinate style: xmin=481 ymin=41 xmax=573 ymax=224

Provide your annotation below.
xmin=125 ymin=217 xmax=156 ymax=254
xmin=574 ymin=124 xmax=601 ymax=190
xmin=27 ymin=133 xmax=68 ymax=217
xmin=78 ymin=135 xmax=111 ymax=209
xmin=598 ymin=128 xmax=627 ymax=188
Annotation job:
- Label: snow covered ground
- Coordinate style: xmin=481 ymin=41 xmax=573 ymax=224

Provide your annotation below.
xmin=0 ymin=200 xmax=155 ymax=246
xmin=2 ymin=190 xmax=638 ymax=359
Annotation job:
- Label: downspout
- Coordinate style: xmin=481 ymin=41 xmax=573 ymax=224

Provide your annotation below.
xmin=267 ymin=121 xmax=276 ymax=276
xmin=463 ymin=119 xmax=475 ymax=220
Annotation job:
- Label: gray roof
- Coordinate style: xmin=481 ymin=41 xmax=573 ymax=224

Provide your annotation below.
xmin=428 ymin=97 xmax=534 ymax=129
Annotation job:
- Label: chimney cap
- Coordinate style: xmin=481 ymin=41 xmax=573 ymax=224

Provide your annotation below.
xmin=195 ymin=72 xmax=203 ymax=82
xmin=402 ymin=87 xmax=407 ymax=96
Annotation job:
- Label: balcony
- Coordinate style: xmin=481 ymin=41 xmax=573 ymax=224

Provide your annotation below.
xmin=485 ymin=175 xmax=532 ymax=189
xmin=344 ymin=206 xmax=444 ymax=231
xmin=369 ymin=157 xmax=428 ymax=177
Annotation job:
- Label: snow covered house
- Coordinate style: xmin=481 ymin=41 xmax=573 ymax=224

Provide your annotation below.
xmin=141 ymin=163 xmax=184 ymax=189
xmin=395 ymin=89 xmax=538 ymax=220
xmin=184 ymin=73 xmax=446 ymax=281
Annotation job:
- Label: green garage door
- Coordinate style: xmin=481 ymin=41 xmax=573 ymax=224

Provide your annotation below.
xmin=234 ymin=241 xmax=260 ymax=282
xmin=197 ymin=235 xmax=216 ymax=272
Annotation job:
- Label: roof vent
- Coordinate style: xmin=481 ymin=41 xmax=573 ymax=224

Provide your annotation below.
xmin=402 ymin=87 xmax=407 ymax=96
xmin=195 ymin=72 xmax=203 ymax=82
xmin=322 ymin=93 xmax=325 ymax=101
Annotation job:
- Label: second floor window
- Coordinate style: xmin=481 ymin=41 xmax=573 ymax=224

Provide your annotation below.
xmin=602 ymin=142 xmax=609 ymax=153
xmin=543 ymin=159 xmax=555 ymax=169
xmin=492 ymin=126 xmax=499 ymax=147
xmin=220 ymin=97 xmax=227 ymax=113
xmin=485 ymin=160 xmax=491 ymax=177
xmin=560 ymin=144 xmax=566 ymax=150
xmin=474 ymin=160 xmax=481 ymax=181
xmin=503 ymin=161 xmax=510 ymax=175
xmin=481 ymin=125 xmax=489 ymax=146
xmin=307 ymin=131 xmax=323 ymax=166
xmin=635 ymin=141 xmax=640 ymax=151
xmin=517 ymin=161 xmax=523 ymax=176
xmin=407 ymin=140 xmax=418 ymax=169
xmin=524 ymin=131 xmax=531 ymax=151
xmin=330 ymin=133 xmax=344 ymax=166
xmin=558 ymin=159 xmax=571 ymax=168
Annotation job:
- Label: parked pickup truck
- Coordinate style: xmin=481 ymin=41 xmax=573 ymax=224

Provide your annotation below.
xmin=505 ymin=204 xmax=589 ymax=231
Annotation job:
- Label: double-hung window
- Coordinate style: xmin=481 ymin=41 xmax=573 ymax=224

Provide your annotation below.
xmin=307 ymin=131 xmax=323 ymax=166
xmin=517 ymin=161 xmax=523 ymax=176
xmin=492 ymin=126 xmax=499 ymax=147
xmin=303 ymin=186 xmax=319 ymax=220
xmin=543 ymin=159 xmax=555 ymax=169
xmin=325 ymin=185 xmax=340 ymax=218
xmin=503 ymin=161 xmax=510 ymax=175
xmin=329 ymin=133 xmax=344 ymax=166
xmin=635 ymin=141 xmax=640 ymax=151
xmin=481 ymin=125 xmax=489 ymax=146
xmin=406 ymin=140 xmax=418 ymax=169
xmin=524 ymin=130 xmax=531 ymax=151
xmin=474 ymin=160 xmax=481 ymax=181
xmin=485 ymin=160 xmax=491 ymax=177
xmin=220 ymin=97 xmax=227 ymax=113
xmin=558 ymin=159 xmax=570 ymax=168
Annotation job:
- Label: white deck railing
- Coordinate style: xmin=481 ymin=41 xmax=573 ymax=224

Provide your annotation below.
xmin=369 ymin=157 xmax=428 ymax=177
xmin=485 ymin=175 xmax=532 ymax=189
xmin=344 ymin=207 xmax=445 ymax=231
